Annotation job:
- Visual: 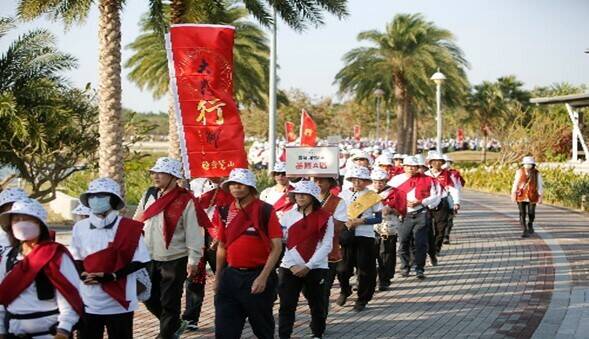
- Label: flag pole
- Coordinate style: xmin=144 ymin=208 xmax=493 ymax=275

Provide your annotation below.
xmin=268 ymin=6 xmax=278 ymax=172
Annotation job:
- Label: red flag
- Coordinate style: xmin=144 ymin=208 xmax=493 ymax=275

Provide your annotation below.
xmin=457 ymin=128 xmax=464 ymax=144
xmin=166 ymin=24 xmax=248 ymax=178
xmin=285 ymin=121 xmax=297 ymax=142
xmin=353 ymin=125 xmax=361 ymax=141
xmin=299 ymin=109 xmax=317 ymax=146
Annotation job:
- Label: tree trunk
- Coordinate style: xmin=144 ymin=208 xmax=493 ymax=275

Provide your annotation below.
xmin=412 ymin=107 xmax=417 ymax=154
xmin=394 ymin=75 xmax=409 ymax=154
xmin=167 ymin=0 xmax=186 ymax=160
xmin=97 ymin=0 xmax=124 ymax=195
xmin=482 ymin=128 xmax=488 ymax=163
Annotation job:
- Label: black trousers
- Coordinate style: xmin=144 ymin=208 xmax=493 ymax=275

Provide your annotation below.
xmin=145 ymin=256 xmax=188 ymax=339
xmin=215 ymin=267 xmax=277 ymax=339
xmin=376 ymin=234 xmax=397 ymax=285
xmin=339 ymin=236 xmax=377 ymax=305
xmin=79 ymin=312 xmax=133 ymax=339
xmin=323 ymin=260 xmax=345 ymax=316
xmin=182 ymin=234 xmax=216 ymax=324
xmin=398 ymin=211 xmax=429 ymax=273
xmin=444 ymin=213 xmax=455 ymax=239
xmin=430 ymin=199 xmax=450 ymax=254
xmin=518 ymin=202 xmax=537 ymax=228
xmin=278 ymin=267 xmax=328 ymax=338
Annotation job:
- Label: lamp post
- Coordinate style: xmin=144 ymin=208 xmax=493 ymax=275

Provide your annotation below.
xmin=374 ymin=88 xmax=385 ymax=140
xmin=430 ymin=69 xmax=446 ymax=153
xmin=268 ymin=7 xmax=277 ymax=172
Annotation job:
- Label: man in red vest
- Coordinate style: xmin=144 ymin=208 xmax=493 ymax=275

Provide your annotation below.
xmin=388 ymin=156 xmax=441 ymax=279
xmin=278 ymin=180 xmax=334 ymax=339
xmin=134 ymin=157 xmax=207 ymax=339
xmin=0 ymin=198 xmax=83 ymax=339
xmin=71 ymin=178 xmax=151 ymax=339
xmin=214 ymin=168 xmax=283 ymax=339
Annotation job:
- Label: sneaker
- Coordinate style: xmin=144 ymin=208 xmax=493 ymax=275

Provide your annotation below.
xmin=521 ymin=230 xmax=529 ymax=238
xmin=443 ymin=238 xmax=450 ymax=245
xmin=186 ymin=320 xmax=198 ymax=331
xmin=336 ymin=293 xmax=350 ymax=306
xmin=353 ymin=302 xmax=366 ymax=312
xmin=416 ymin=271 xmax=426 ymax=280
xmin=430 ymin=256 xmax=438 ymax=267
xmin=528 ymin=224 xmax=535 ymax=234
xmin=173 ymin=320 xmax=188 ymax=338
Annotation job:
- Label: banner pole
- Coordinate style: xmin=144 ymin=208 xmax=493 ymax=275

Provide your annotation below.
xmin=268 ymin=6 xmax=278 ymax=172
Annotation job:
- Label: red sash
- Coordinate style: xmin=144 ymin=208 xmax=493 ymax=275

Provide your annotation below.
xmin=449 ymin=169 xmax=466 ymax=186
xmin=199 ymin=188 xmax=234 ymax=210
xmin=83 ymin=218 xmax=143 ymax=309
xmin=396 ymin=174 xmax=434 ymax=215
xmin=382 ymin=187 xmax=407 ymax=217
xmin=433 ymin=169 xmax=455 ymax=188
xmin=224 ymin=199 xmax=270 ymax=250
xmin=322 ymin=195 xmax=342 ymax=262
xmin=138 ymin=187 xmax=210 ymax=248
xmin=273 ymin=185 xmax=295 ymax=212
xmin=0 ymin=242 xmax=83 ymax=315
xmin=286 ymin=209 xmax=330 ymax=262
xmin=390 ymin=167 xmax=404 ymax=177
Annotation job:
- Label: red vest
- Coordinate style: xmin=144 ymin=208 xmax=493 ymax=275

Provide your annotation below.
xmin=224 ymin=199 xmax=271 ymax=249
xmin=396 ymin=174 xmax=435 ymax=215
xmin=83 ymin=218 xmax=143 ymax=309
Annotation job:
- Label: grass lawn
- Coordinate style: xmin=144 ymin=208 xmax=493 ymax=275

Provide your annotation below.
xmin=446 ymin=150 xmax=500 ymax=163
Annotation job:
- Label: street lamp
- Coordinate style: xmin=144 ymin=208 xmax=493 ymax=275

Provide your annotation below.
xmin=374 ymin=88 xmax=385 ymax=140
xmin=268 ymin=7 xmax=277 ymax=172
xmin=430 ymin=69 xmax=446 ymax=153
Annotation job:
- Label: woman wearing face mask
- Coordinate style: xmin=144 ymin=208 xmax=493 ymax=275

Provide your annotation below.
xmin=70 ymin=178 xmax=151 ymax=339
xmin=0 ymin=198 xmax=83 ymax=339
xmin=511 ymin=156 xmax=544 ymax=238
xmin=278 ymin=180 xmax=333 ymax=339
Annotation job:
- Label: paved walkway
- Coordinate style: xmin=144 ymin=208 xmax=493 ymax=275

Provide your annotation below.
xmin=57 ymin=190 xmax=589 ymax=338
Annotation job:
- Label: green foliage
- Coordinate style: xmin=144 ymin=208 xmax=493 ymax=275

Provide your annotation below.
xmin=462 ymin=164 xmax=589 ymax=210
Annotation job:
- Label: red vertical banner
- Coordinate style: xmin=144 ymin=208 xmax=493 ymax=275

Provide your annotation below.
xmin=166 ymin=24 xmax=248 ymax=178
xmin=285 ymin=121 xmax=297 ymax=142
xmin=457 ymin=128 xmax=464 ymax=144
xmin=299 ymin=109 xmax=318 ymax=146
xmin=353 ymin=125 xmax=361 ymax=141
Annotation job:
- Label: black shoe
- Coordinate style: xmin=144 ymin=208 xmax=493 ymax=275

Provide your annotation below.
xmin=401 ymin=270 xmax=410 ymax=277
xmin=430 ymin=256 xmax=438 ymax=267
xmin=416 ymin=271 xmax=426 ymax=280
xmin=353 ymin=302 xmax=366 ymax=312
xmin=443 ymin=238 xmax=450 ymax=245
xmin=528 ymin=224 xmax=535 ymax=234
xmin=378 ymin=285 xmax=390 ymax=291
xmin=336 ymin=293 xmax=350 ymax=306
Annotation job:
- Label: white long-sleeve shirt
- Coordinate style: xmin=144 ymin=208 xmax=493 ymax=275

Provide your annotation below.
xmin=70 ymin=211 xmax=151 ymax=315
xmin=511 ymin=169 xmax=544 ymax=199
xmin=425 ymin=169 xmax=462 ymax=207
xmin=134 ymin=193 xmax=204 ymax=265
xmin=0 ymin=252 xmax=80 ymax=337
xmin=279 ymin=208 xmax=334 ymax=270
xmin=388 ymin=173 xmax=442 ymax=212
xmin=339 ymin=188 xmax=383 ymax=238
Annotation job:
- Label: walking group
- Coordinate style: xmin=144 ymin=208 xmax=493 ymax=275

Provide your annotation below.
xmin=0 ymin=151 xmax=543 ymax=338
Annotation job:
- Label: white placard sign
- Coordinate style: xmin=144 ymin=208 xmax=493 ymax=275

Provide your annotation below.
xmin=285 ymin=146 xmax=339 ymax=177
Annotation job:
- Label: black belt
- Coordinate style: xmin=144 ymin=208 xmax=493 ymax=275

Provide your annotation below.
xmin=407 ymin=207 xmax=426 ymax=217
xmin=7 ymin=309 xmax=59 ymax=320
xmin=228 ymin=266 xmax=263 ymax=272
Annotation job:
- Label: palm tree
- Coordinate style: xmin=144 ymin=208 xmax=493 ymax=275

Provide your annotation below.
xmin=334 ymin=13 xmax=469 ymax=153
xmin=126 ymin=1 xmax=271 ymax=158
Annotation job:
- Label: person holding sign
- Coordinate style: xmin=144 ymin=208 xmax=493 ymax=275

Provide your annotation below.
xmin=278 ymin=181 xmax=334 ymax=339
xmin=338 ymin=167 xmax=383 ymax=311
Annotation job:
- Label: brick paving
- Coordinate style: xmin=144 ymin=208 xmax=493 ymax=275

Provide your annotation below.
xmin=55 ymin=190 xmax=589 ymax=338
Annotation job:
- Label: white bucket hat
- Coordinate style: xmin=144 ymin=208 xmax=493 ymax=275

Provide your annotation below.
xmin=426 ymin=151 xmax=445 ymax=162
xmin=522 ymin=156 xmax=536 ymax=165
xmin=190 ymin=178 xmax=217 ymax=197
xmin=415 ymin=154 xmax=427 ymax=167
xmin=71 ymin=203 xmax=92 ymax=216
xmin=79 ymin=177 xmax=126 ymax=210
xmin=392 ymin=153 xmax=404 ymax=160
xmin=403 ymin=156 xmax=420 ymax=166
xmin=0 ymin=198 xmax=48 ymax=227
xmin=150 ymin=157 xmax=184 ymax=179
xmin=371 ymin=169 xmax=389 ymax=181
xmin=443 ymin=154 xmax=454 ymax=163
xmin=375 ymin=154 xmax=393 ymax=166
xmin=271 ymin=162 xmax=287 ymax=173
xmin=221 ymin=168 xmax=257 ymax=192
xmin=351 ymin=151 xmax=370 ymax=161
xmin=289 ymin=180 xmax=322 ymax=203
xmin=346 ymin=166 xmax=372 ymax=181
xmin=0 ymin=188 xmax=28 ymax=209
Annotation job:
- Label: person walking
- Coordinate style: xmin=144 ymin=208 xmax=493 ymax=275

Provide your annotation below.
xmin=511 ymin=156 xmax=543 ymax=238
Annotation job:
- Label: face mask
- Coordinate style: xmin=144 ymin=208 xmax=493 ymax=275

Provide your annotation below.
xmin=523 ymin=164 xmax=533 ymax=170
xmin=12 ymin=221 xmax=41 ymax=241
xmin=88 ymin=196 xmax=112 ymax=214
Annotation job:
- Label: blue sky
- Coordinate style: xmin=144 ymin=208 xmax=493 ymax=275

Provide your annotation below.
xmin=1 ymin=0 xmax=588 ymax=113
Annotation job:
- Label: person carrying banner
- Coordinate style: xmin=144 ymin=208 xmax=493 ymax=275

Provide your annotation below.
xmin=278 ymin=181 xmax=334 ymax=339
xmin=71 ymin=178 xmax=151 ymax=339
xmin=338 ymin=167 xmax=382 ymax=311
xmin=260 ymin=162 xmax=295 ymax=219
xmin=370 ymin=169 xmax=401 ymax=291
xmin=388 ymin=156 xmax=441 ymax=279
xmin=425 ymin=152 xmax=461 ymax=261
xmin=511 ymin=156 xmax=543 ymax=238
xmin=312 ymin=176 xmax=347 ymax=316
xmin=213 ymin=168 xmax=283 ymax=339
xmin=134 ymin=157 xmax=206 ymax=339
xmin=0 ymin=198 xmax=83 ymax=339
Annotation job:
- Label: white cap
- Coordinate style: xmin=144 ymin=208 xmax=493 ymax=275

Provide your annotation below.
xmin=272 ymin=162 xmax=287 ymax=173
xmin=375 ymin=154 xmax=393 ymax=166
xmin=79 ymin=177 xmax=125 ymax=210
xmin=0 ymin=198 xmax=48 ymax=227
xmin=0 ymin=188 xmax=28 ymax=208
xmin=346 ymin=166 xmax=372 ymax=181
xmin=71 ymin=203 xmax=92 ymax=216
xmin=402 ymin=156 xmax=420 ymax=166
xmin=370 ymin=169 xmax=389 ymax=181
xmin=221 ymin=168 xmax=257 ymax=192
xmin=289 ymin=180 xmax=322 ymax=203
xmin=522 ymin=156 xmax=536 ymax=165
xmin=150 ymin=157 xmax=184 ymax=179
